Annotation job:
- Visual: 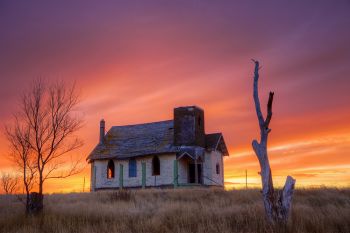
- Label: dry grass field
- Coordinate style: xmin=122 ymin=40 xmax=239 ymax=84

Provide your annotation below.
xmin=0 ymin=188 xmax=349 ymax=233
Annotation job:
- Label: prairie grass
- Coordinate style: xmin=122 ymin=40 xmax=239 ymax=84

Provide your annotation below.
xmin=0 ymin=188 xmax=349 ymax=233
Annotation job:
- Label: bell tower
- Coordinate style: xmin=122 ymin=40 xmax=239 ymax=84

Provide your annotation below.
xmin=173 ymin=106 xmax=205 ymax=147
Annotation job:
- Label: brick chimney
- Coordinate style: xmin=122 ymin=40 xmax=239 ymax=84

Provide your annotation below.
xmin=99 ymin=119 xmax=105 ymax=144
xmin=174 ymin=106 xmax=205 ymax=147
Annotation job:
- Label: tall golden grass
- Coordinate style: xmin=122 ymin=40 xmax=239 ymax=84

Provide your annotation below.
xmin=0 ymin=188 xmax=349 ymax=233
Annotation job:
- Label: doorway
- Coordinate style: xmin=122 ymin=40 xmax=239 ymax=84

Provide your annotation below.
xmin=188 ymin=163 xmax=202 ymax=184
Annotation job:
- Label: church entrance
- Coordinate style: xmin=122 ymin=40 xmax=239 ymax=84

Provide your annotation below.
xmin=188 ymin=163 xmax=202 ymax=184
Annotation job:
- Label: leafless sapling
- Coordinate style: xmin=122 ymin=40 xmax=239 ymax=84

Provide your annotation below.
xmin=0 ymin=172 xmax=18 ymax=194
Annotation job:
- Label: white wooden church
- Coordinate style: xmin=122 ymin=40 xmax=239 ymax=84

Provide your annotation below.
xmin=87 ymin=106 xmax=229 ymax=190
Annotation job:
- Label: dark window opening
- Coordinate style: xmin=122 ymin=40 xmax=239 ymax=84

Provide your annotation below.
xmin=216 ymin=163 xmax=220 ymax=175
xmin=198 ymin=116 xmax=201 ymax=126
xmin=107 ymin=160 xmax=115 ymax=179
xmin=129 ymin=159 xmax=137 ymax=177
xmin=152 ymin=156 xmax=160 ymax=176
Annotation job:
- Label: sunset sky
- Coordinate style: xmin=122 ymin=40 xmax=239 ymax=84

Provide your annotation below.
xmin=1 ymin=1 xmax=350 ymax=193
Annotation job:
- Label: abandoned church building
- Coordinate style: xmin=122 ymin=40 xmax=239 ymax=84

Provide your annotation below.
xmin=87 ymin=106 xmax=229 ymax=190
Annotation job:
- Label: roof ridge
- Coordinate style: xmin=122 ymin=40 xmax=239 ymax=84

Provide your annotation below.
xmin=205 ymin=132 xmax=222 ymax=136
xmin=110 ymin=119 xmax=173 ymax=128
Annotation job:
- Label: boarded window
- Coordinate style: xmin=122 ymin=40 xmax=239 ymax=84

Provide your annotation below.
xmin=216 ymin=163 xmax=220 ymax=175
xmin=129 ymin=159 xmax=137 ymax=177
xmin=152 ymin=156 xmax=160 ymax=176
xmin=107 ymin=160 xmax=115 ymax=179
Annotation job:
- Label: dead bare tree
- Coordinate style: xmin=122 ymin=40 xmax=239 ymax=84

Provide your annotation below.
xmin=251 ymin=60 xmax=296 ymax=224
xmin=5 ymin=79 xmax=84 ymax=214
xmin=0 ymin=173 xmax=18 ymax=194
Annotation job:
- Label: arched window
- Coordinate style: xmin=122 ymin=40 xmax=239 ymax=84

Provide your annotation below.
xmin=107 ymin=160 xmax=115 ymax=179
xmin=216 ymin=163 xmax=220 ymax=175
xmin=129 ymin=158 xmax=137 ymax=177
xmin=152 ymin=156 xmax=160 ymax=176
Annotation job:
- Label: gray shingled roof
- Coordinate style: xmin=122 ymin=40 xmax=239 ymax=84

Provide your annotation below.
xmin=88 ymin=120 xmax=176 ymax=160
xmin=87 ymin=120 xmax=229 ymax=161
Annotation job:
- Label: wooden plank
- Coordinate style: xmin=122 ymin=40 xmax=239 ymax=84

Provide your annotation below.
xmin=173 ymin=160 xmax=178 ymax=188
xmin=142 ymin=162 xmax=146 ymax=188
xmin=119 ymin=164 xmax=123 ymax=189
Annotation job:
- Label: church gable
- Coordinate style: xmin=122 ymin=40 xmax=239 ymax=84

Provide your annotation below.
xmin=205 ymin=133 xmax=229 ymax=157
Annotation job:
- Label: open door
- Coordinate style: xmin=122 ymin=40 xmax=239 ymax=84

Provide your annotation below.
xmin=188 ymin=163 xmax=202 ymax=184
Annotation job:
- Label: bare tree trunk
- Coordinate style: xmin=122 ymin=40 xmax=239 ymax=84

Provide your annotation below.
xmin=28 ymin=192 xmax=43 ymax=215
xmin=251 ymin=60 xmax=296 ymax=224
xmin=23 ymin=166 xmax=30 ymax=213
xmin=27 ymin=173 xmax=44 ymax=214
